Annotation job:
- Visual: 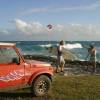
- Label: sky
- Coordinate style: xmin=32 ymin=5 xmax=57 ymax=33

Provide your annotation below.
xmin=0 ymin=0 xmax=100 ymax=41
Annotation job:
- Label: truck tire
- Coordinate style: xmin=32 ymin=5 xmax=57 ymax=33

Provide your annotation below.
xmin=31 ymin=75 xmax=51 ymax=96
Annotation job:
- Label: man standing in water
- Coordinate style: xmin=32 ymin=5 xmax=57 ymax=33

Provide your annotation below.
xmin=87 ymin=45 xmax=97 ymax=73
xmin=56 ymin=40 xmax=65 ymax=73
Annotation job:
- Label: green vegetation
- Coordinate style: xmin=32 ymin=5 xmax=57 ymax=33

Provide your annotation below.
xmin=51 ymin=75 xmax=100 ymax=100
xmin=0 ymin=75 xmax=100 ymax=100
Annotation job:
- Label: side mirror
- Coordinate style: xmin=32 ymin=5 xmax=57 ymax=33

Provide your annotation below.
xmin=12 ymin=58 xmax=20 ymax=65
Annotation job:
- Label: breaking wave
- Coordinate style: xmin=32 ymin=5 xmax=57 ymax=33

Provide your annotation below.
xmin=39 ymin=43 xmax=83 ymax=49
xmin=64 ymin=43 xmax=83 ymax=50
xmin=40 ymin=44 xmax=53 ymax=48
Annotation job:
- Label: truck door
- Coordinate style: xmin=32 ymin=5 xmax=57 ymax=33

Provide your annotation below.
xmin=0 ymin=47 xmax=25 ymax=88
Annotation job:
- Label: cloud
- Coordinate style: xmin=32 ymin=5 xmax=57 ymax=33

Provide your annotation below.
xmin=13 ymin=19 xmax=100 ymax=40
xmin=25 ymin=8 xmax=49 ymax=14
xmin=13 ymin=19 xmax=66 ymax=35
xmin=0 ymin=29 xmax=10 ymax=35
xmin=22 ymin=1 xmax=100 ymax=15
xmin=0 ymin=19 xmax=100 ymax=41
xmin=55 ymin=2 xmax=100 ymax=11
xmin=14 ymin=19 xmax=46 ymax=35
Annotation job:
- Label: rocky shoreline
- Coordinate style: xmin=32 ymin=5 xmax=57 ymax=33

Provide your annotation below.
xmin=23 ymin=55 xmax=100 ymax=75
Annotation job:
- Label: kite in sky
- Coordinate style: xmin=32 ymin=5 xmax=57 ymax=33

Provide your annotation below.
xmin=47 ymin=24 xmax=53 ymax=29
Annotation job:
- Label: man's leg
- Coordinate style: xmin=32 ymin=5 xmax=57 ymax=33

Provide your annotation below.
xmin=55 ymin=66 xmax=59 ymax=73
xmin=61 ymin=62 xmax=64 ymax=72
xmin=93 ymin=61 xmax=96 ymax=73
xmin=55 ymin=57 xmax=60 ymax=73
xmin=60 ymin=58 xmax=65 ymax=72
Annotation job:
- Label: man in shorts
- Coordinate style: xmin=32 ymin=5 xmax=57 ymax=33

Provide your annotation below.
xmin=56 ymin=40 xmax=65 ymax=73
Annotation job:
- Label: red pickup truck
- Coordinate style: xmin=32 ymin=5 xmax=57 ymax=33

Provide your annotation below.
xmin=0 ymin=42 xmax=54 ymax=96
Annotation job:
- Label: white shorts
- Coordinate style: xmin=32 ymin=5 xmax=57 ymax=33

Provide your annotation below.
xmin=57 ymin=56 xmax=65 ymax=65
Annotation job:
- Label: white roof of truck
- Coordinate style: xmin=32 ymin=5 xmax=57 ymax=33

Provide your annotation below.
xmin=0 ymin=42 xmax=15 ymax=46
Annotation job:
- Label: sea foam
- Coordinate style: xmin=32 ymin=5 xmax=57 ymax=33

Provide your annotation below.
xmin=40 ymin=43 xmax=83 ymax=50
xmin=40 ymin=44 xmax=52 ymax=48
xmin=63 ymin=43 xmax=83 ymax=50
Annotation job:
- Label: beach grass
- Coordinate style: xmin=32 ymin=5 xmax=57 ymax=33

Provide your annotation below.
xmin=51 ymin=74 xmax=100 ymax=100
xmin=0 ymin=74 xmax=100 ymax=100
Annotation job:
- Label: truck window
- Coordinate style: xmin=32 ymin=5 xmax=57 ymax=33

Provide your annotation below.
xmin=0 ymin=47 xmax=19 ymax=64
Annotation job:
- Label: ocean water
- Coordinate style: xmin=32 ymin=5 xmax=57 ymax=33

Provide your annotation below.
xmin=2 ymin=41 xmax=100 ymax=62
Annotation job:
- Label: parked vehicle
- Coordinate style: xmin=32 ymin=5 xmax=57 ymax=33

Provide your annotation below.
xmin=0 ymin=42 xmax=54 ymax=96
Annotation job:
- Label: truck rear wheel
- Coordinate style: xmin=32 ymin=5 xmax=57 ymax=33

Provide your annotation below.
xmin=31 ymin=75 xmax=51 ymax=96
